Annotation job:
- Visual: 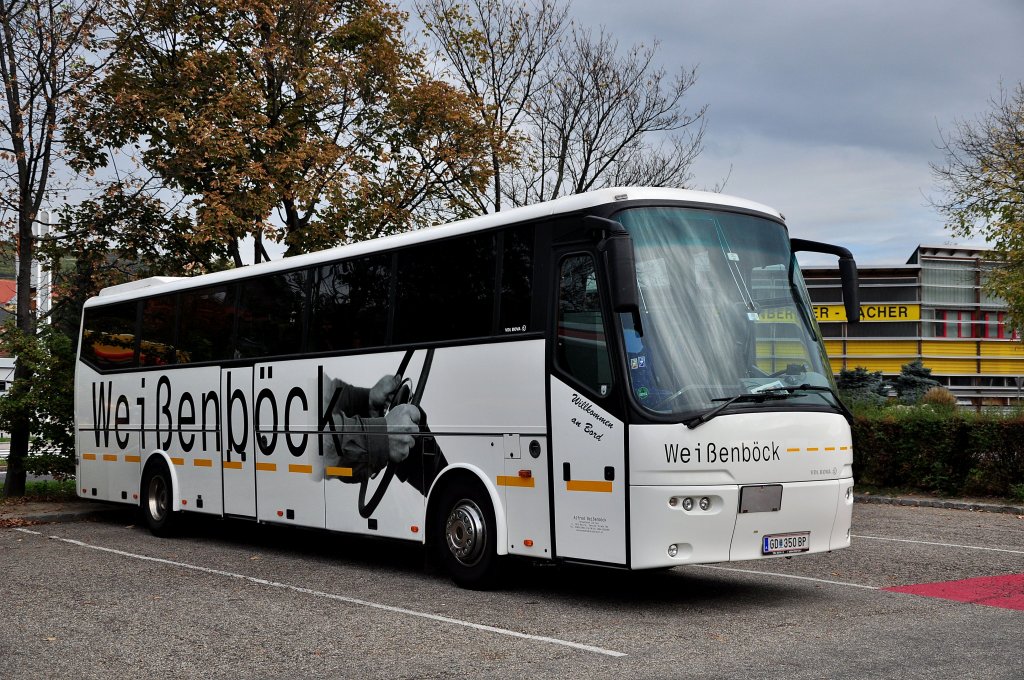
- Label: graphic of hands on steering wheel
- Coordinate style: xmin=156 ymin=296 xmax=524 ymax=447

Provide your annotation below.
xmin=369 ymin=374 xmax=421 ymax=465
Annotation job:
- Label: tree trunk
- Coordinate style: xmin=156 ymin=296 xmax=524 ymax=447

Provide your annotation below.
xmin=3 ymin=211 xmax=37 ymax=497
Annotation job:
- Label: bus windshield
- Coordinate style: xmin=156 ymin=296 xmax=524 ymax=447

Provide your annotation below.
xmin=615 ymin=206 xmax=834 ymax=417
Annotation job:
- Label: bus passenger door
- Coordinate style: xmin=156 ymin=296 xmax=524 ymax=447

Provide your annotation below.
xmin=221 ymin=367 xmax=256 ymax=517
xmin=549 ymin=252 xmax=628 ymax=566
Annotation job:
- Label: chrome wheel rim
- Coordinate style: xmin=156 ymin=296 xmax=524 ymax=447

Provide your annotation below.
xmin=147 ymin=474 xmax=168 ymax=523
xmin=445 ymin=499 xmax=486 ymax=567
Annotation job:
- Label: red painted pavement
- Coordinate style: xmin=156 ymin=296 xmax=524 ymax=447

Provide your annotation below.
xmin=883 ymin=574 xmax=1024 ymax=611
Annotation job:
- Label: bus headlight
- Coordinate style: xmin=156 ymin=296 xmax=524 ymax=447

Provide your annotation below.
xmin=699 ymin=497 xmax=711 ymax=511
xmin=668 ymin=544 xmax=679 ymax=557
xmin=681 ymin=497 xmax=694 ymax=511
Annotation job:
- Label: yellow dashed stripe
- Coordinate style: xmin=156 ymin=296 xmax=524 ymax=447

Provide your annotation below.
xmin=82 ymin=453 xmax=96 ymax=460
xmin=125 ymin=455 xmax=141 ymax=463
xmin=170 ymin=457 xmax=185 ymax=466
xmin=255 ymin=462 xmax=276 ymax=472
xmin=326 ymin=466 xmax=353 ymax=477
xmin=288 ymin=464 xmax=313 ymax=474
xmin=497 ymin=475 xmax=535 ymax=488
xmin=102 ymin=454 xmax=118 ymax=462
xmin=222 ymin=460 xmax=243 ymax=470
xmin=193 ymin=458 xmax=213 ymax=467
xmin=566 ymin=480 xmax=613 ymax=493
xmin=786 ymin=444 xmax=853 ymax=453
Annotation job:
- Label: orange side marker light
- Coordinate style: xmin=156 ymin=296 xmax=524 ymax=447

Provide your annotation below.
xmin=524 ymin=539 xmax=534 ymax=548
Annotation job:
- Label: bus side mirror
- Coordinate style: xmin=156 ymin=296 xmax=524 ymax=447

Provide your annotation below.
xmin=586 ymin=216 xmax=644 ymax=335
xmin=790 ymin=238 xmax=860 ymax=323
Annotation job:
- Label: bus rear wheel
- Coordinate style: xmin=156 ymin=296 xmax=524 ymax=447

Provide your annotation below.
xmin=141 ymin=459 xmax=179 ymax=537
xmin=433 ymin=483 xmax=500 ymax=589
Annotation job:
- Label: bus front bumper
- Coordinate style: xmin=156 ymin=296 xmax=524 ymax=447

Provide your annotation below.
xmin=628 ymin=478 xmax=854 ymax=570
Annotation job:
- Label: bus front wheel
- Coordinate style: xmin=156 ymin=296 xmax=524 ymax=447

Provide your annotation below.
xmin=433 ymin=483 xmax=500 ymax=589
xmin=141 ymin=459 xmax=179 ymax=537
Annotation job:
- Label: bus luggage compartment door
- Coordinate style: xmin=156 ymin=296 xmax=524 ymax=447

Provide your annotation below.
xmin=221 ymin=367 xmax=256 ymax=517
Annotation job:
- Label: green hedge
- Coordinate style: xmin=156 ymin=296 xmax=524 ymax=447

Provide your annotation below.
xmin=852 ymin=408 xmax=1024 ymax=497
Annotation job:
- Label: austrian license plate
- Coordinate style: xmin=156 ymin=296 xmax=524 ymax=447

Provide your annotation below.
xmin=762 ymin=532 xmax=810 ymax=555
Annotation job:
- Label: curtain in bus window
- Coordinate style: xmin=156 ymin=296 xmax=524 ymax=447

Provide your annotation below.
xmin=499 ymin=225 xmax=535 ymax=335
xmin=236 ymin=271 xmax=307 ymax=358
xmin=178 ymin=285 xmax=236 ymax=363
xmin=393 ymin=233 xmax=496 ymax=344
xmin=139 ymin=295 xmax=178 ymax=366
xmin=81 ymin=302 xmax=138 ymax=370
xmin=310 ymin=253 xmax=391 ymax=352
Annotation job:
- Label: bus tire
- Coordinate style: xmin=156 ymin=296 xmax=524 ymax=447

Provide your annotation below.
xmin=433 ymin=482 xmax=500 ymax=590
xmin=141 ymin=458 xmax=178 ymax=537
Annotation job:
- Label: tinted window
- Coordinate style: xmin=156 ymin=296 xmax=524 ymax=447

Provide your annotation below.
xmin=499 ymin=225 xmax=535 ymax=334
xmin=139 ymin=295 xmax=178 ymax=366
xmin=310 ymin=254 xmax=391 ymax=352
xmin=393 ymin=234 xmax=496 ymax=344
xmin=236 ymin=271 xmax=307 ymax=358
xmin=556 ymin=254 xmax=612 ymax=395
xmin=80 ymin=302 xmax=138 ymax=370
xmin=178 ymin=285 xmax=236 ymax=363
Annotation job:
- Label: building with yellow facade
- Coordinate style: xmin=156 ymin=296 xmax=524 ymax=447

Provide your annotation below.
xmin=803 ymin=245 xmax=1024 ymax=407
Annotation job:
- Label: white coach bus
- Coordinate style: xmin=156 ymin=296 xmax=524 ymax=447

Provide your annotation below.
xmin=75 ymin=187 xmax=861 ymax=588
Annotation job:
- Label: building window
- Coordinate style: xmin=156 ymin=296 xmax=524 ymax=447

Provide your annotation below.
xmin=934 ymin=310 xmax=974 ymax=338
xmin=979 ymin=311 xmax=1006 ymax=339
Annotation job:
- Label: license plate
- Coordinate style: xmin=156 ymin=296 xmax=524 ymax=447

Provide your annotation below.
xmin=762 ymin=532 xmax=810 ymax=555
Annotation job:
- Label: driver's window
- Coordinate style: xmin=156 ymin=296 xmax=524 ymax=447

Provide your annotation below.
xmin=556 ymin=254 xmax=612 ymax=396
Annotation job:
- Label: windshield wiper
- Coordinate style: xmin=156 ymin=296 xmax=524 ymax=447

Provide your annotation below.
xmin=684 ymin=384 xmax=852 ymax=430
xmin=684 ymin=391 xmax=790 ymax=429
xmin=773 ymin=384 xmax=854 ymax=424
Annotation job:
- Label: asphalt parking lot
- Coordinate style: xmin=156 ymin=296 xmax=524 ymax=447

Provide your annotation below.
xmin=1 ymin=502 xmax=1021 ymax=679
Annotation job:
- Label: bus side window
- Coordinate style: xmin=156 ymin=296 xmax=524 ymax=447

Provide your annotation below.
xmin=139 ymin=294 xmax=178 ymax=367
xmin=556 ymin=254 xmax=612 ymax=396
xmin=393 ymin=233 xmax=496 ymax=344
xmin=81 ymin=301 xmax=139 ymax=370
xmin=178 ymin=285 xmax=236 ymax=363
xmin=310 ymin=253 xmax=391 ymax=352
xmin=236 ymin=270 xmax=307 ymax=358
xmin=499 ymin=224 xmax=535 ymax=334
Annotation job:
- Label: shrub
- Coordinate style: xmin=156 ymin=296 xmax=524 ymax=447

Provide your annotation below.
xmin=920 ymin=386 xmax=958 ymax=409
xmin=852 ymin=408 xmax=1024 ymax=497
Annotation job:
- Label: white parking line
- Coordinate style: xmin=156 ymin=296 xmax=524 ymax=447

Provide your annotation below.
xmin=691 ymin=564 xmax=879 ymax=590
xmin=852 ymin=534 xmax=1024 ymax=555
xmin=14 ymin=528 xmax=625 ymax=658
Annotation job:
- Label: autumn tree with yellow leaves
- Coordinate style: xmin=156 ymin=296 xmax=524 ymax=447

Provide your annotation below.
xmin=64 ymin=0 xmax=493 ymax=270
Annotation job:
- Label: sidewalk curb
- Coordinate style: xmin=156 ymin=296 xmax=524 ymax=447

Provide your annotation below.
xmin=13 ymin=508 xmax=126 ymax=524
xmin=855 ymin=494 xmax=1024 ymax=515
xmin=0 ymin=503 xmax=129 ymax=526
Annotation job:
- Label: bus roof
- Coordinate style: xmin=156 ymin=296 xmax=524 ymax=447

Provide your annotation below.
xmin=90 ymin=187 xmax=783 ymax=306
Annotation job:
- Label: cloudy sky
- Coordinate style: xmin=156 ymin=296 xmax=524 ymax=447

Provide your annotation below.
xmin=567 ymin=0 xmax=1024 ymax=265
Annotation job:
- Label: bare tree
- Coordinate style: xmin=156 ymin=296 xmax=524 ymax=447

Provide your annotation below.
xmin=416 ymin=0 xmax=706 ymax=211
xmin=0 ymin=0 xmax=105 ymax=496
xmin=510 ymin=26 xmax=705 ymax=205
xmin=416 ymin=0 xmax=569 ymax=212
